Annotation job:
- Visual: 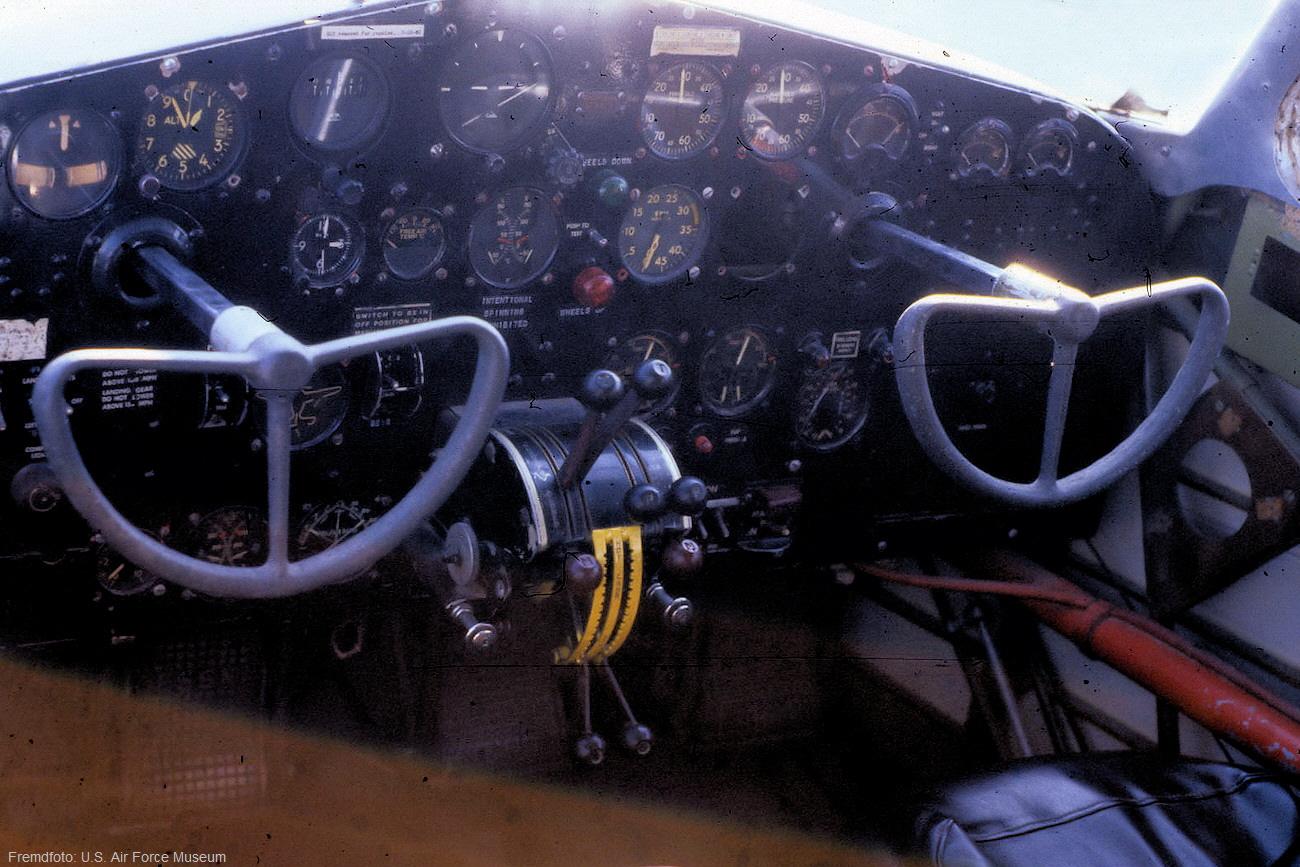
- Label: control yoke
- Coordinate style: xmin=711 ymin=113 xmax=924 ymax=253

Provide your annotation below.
xmin=31 ymin=221 xmax=508 ymax=598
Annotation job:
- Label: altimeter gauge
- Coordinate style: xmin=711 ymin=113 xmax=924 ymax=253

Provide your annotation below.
xmin=139 ymin=79 xmax=246 ymax=190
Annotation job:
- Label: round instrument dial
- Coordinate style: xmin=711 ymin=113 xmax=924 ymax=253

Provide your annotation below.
xmin=1021 ymin=118 xmax=1078 ymax=179
xmin=605 ymin=331 xmax=680 ymax=414
xmin=95 ymin=540 xmax=159 ymax=596
xmin=290 ymin=364 xmax=350 ymax=449
xmin=618 ymin=184 xmax=708 ymax=284
xmin=193 ymin=506 xmax=267 ymax=567
xmin=290 ymin=53 xmax=390 ymax=152
xmin=468 ymin=186 xmax=559 ymax=291
xmin=639 ymin=61 xmax=726 ymax=160
xmin=291 ymin=212 xmax=364 ymax=287
xmin=836 ymin=85 xmax=917 ymax=165
xmin=700 ymin=326 xmax=777 ymax=417
xmin=294 ymin=500 xmax=375 ymax=557
xmin=955 ymin=118 xmax=1014 ymax=182
xmin=9 ymin=109 xmax=122 ymax=219
xmin=382 ymin=207 xmax=446 ymax=281
xmin=739 ymin=61 xmax=826 ymax=160
xmin=361 ymin=346 xmax=425 ymax=422
xmin=794 ymin=360 xmax=870 ymax=450
xmin=139 ymin=79 xmax=245 ymax=190
xmin=437 ymin=28 xmax=555 ymax=154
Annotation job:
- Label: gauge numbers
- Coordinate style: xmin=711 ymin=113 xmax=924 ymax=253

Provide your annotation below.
xmin=639 ymin=61 xmax=726 ymax=160
xmin=9 ymin=109 xmax=121 ymax=219
xmin=139 ymin=79 xmax=244 ymax=190
xmin=292 ymin=212 xmax=364 ymax=287
xmin=618 ymin=184 xmax=707 ymax=284
xmin=700 ymin=326 xmax=777 ymax=417
xmin=290 ymin=53 xmax=390 ymax=152
xmin=740 ymin=61 xmax=826 ymax=160
xmin=794 ymin=360 xmax=869 ymax=450
xmin=437 ymin=28 xmax=555 ymax=154
xmin=469 ymin=186 xmax=559 ymax=290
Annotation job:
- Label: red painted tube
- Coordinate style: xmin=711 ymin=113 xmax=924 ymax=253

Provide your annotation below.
xmin=972 ymin=550 xmax=1300 ymax=774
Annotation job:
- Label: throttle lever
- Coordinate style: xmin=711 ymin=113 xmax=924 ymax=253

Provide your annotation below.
xmin=559 ymin=360 xmax=674 ymax=489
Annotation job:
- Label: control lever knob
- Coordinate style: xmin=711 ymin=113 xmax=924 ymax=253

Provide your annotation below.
xmin=446 ymin=599 xmax=499 ymax=653
xmin=565 ymin=552 xmax=604 ymax=594
xmin=661 ymin=538 xmax=704 ymax=578
xmin=620 ymin=721 xmax=654 ymax=755
xmin=624 ymin=484 xmax=666 ymax=521
xmin=580 ymin=368 xmax=624 ymax=411
xmin=574 ymin=731 xmax=607 ymax=765
xmin=630 ymin=358 xmax=674 ymax=399
xmin=668 ymin=476 xmax=709 ymax=516
xmin=646 ymin=581 xmax=694 ymax=628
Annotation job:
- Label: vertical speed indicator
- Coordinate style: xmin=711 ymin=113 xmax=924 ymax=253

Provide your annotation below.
xmin=618 ymin=184 xmax=708 ymax=284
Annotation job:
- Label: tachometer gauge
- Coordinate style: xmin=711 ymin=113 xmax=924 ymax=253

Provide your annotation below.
xmin=605 ymin=331 xmax=680 ymax=414
xmin=437 ymin=28 xmax=555 ymax=154
xmin=955 ymin=118 xmax=1013 ymax=182
xmin=291 ymin=212 xmax=364 ymax=287
xmin=618 ymin=184 xmax=707 ymax=284
xmin=139 ymin=79 xmax=245 ymax=190
xmin=794 ymin=360 xmax=869 ymax=450
xmin=639 ymin=60 xmax=726 ymax=160
xmin=835 ymin=85 xmax=917 ymax=165
xmin=290 ymin=53 xmax=390 ymax=152
xmin=700 ymin=326 xmax=777 ymax=417
xmin=9 ymin=109 xmax=122 ymax=219
xmin=381 ymin=207 xmax=446 ymax=281
xmin=1020 ymin=118 xmax=1078 ymax=179
xmin=193 ymin=506 xmax=267 ymax=567
xmin=468 ymin=186 xmax=559 ymax=291
xmin=739 ymin=61 xmax=826 ymax=160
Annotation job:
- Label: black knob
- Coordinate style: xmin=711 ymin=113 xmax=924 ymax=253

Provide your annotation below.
xmin=668 ymin=476 xmax=709 ymax=516
xmin=662 ymin=538 xmax=704 ymax=578
xmin=565 ymin=552 xmax=604 ymax=593
xmin=580 ymin=368 xmax=624 ymax=411
xmin=624 ymin=484 xmax=666 ymax=521
xmin=630 ymin=358 xmax=674 ymax=398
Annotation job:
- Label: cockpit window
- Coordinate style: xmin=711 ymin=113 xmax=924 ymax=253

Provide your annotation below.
xmin=805 ymin=0 xmax=1282 ymax=131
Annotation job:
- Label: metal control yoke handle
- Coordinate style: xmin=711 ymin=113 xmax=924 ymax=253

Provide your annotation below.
xmin=32 ymin=245 xmax=509 ymax=598
xmin=893 ymin=261 xmax=1229 ymax=507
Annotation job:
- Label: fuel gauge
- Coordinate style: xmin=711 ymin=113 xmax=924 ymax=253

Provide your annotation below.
xmin=955 ymin=118 xmax=1014 ymax=182
xmin=1021 ymin=118 xmax=1078 ymax=179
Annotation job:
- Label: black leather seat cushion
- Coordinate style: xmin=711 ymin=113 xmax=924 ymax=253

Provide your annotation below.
xmin=912 ymin=753 xmax=1300 ymax=866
